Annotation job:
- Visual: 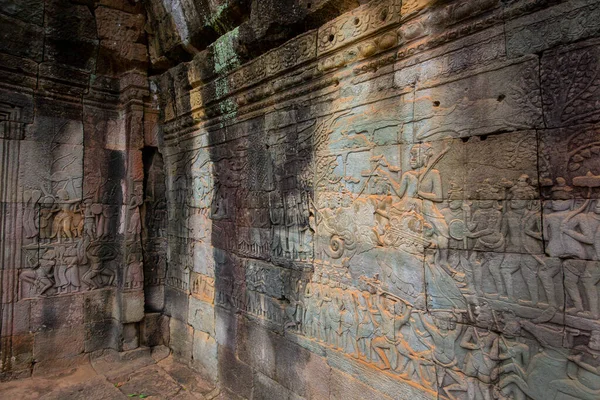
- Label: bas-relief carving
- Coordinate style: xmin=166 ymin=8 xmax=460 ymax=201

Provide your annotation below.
xmin=203 ymin=110 xmax=600 ymax=398
xmin=19 ymin=176 xmax=145 ymax=298
xmin=150 ymin=2 xmax=600 ymax=397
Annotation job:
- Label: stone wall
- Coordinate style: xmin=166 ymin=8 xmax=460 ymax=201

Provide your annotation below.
xmin=153 ymin=0 xmax=600 ymax=399
xmin=0 ymin=0 xmax=154 ymax=378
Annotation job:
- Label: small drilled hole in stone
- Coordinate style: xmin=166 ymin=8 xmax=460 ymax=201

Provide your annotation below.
xmin=433 ymin=101 xmax=440 ymax=107
xmin=480 ymin=135 xmax=488 ymax=141
xmin=497 ymin=94 xmax=505 ymax=102
xmin=354 ymin=17 xmax=360 ymax=25
xmin=380 ymin=9 xmax=388 ymax=21
xmin=328 ymin=34 xmax=335 ymax=42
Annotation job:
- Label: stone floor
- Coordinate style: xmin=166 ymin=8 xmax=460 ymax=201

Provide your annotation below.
xmin=0 ymin=347 xmax=218 ymax=400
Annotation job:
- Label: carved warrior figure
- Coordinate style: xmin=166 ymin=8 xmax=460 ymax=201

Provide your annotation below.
xmin=20 ymin=250 xmax=55 ymax=296
xmin=376 ymin=143 xmax=449 ymax=249
xmin=127 ymin=184 xmax=144 ymax=237
xmin=500 ymin=175 xmax=550 ymax=306
xmin=125 ymin=252 xmax=143 ymax=289
xmin=543 ymin=178 xmax=600 ymax=317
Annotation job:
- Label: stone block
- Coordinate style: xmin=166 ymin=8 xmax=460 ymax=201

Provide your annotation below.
xmin=141 ymin=313 xmax=170 ymax=347
xmin=412 ymin=57 xmax=543 ymax=141
xmin=541 ymin=38 xmax=600 ymax=128
xmin=84 ymin=319 xmax=120 ymax=353
xmin=539 ymin=123 xmax=600 ymax=199
xmin=464 ymin=131 xmax=539 ymax=200
xmin=122 ymin=322 xmax=139 ymax=351
xmin=215 ymin=307 xmax=239 ymax=352
xmin=33 ymin=326 xmax=85 ymax=362
xmin=218 ymin=346 xmax=253 ymax=399
xmin=0 ymin=0 xmax=44 ymax=26
xmin=0 ymin=14 xmax=44 ymax=61
xmin=82 ymin=147 xmax=126 ymax=205
xmin=145 ymin=284 xmax=165 ymax=312
xmin=1 ymin=334 xmax=34 ymax=372
xmin=245 ymin=260 xmax=286 ymax=300
xmin=188 ymin=296 xmax=215 ymax=336
xmin=164 ymin=286 xmax=190 ymax=321
xmin=30 ymin=293 xmax=84 ymax=332
xmin=26 ymin=113 xmax=84 ymax=145
xmin=32 ymin=354 xmax=90 ymax=377
xmin=44 ymin=0 xmax=98 ymax=71
xmin=254 ymin=370 xmax=296 ymax=400
xmin=121 ymin=290 xmax=145 ymax=323
xmin=11 ymin=300 xmax=31 ymax=335
xmin=192 ymin=330 xmax=218 ymax=384
xmin=505 ymin=0 xmax=600 ymax=58
xmin=273 ymin=335 xmax=331 ymax=399
xmin=0 ymin=52 xmax=38 ymax=89
xmin=169 ymin=317 xmax=193 ymax=363
xmin=236 ymin=317 xmax=278 ymax=379
xmin=84 ymin=288 xmax=116 ymax=323
xmin=330 ymin=368 xmax=394 ymax=400
xmin=38 ymin=62 xmax=91 ymax=96
xmin=394 ymin=26 xmax=506 ymax=90
xmin=95 ymin=6 xmax=145 ymax=43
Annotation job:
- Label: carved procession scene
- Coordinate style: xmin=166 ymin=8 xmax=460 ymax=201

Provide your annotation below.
xmin=3 ymin=0 xmax=600 ymax=399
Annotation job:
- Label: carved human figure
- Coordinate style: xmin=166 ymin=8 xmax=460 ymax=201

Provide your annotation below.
xmin=285 ymin=193 xmax=301 ymax=259
xmin=378 ymin=143 xmax=449 ymax=241
xmin=81 ymin=245 xmax=115 ymax=290
xmin=128 ymin=184 xmax=144 ymax=237
xmin=355 ymin=282 xmax=377 ymax=360
xmin=548 ymin=330 xmax=600 ymax=400
xmin=285 ymin=278 xmax=304 ymax=330
xmin=465 ymin=180 xmax=505 ymax=298
xmin=500 ymin=175 xmax=551 ymax=305
xmin=23 ymin=189 xmax=42 ymax=239
xmin=303 ymin=274 xmax=322 ymax=339
xmin=39 ymin=198 xmax=55 ymax=240
xmin=50 ymin=189 xmax=81 ymax=243
xmin=61 ymin=245 xmax=81 ymax=293
xmin=441 ymin=183 xmax=469 ymax=250
xmin=269 ymin=192 xmax=285 ymax=257
xmin=415 ymin=311 xmax=463 ymax=365
xmin=371 ymin=297 xmax=411 ymax=370
xmin=339 ymin=285 xmax=359 ymax=356
xmin=126 ymin=252 xmax=143 ymax=289
xmin=543 ymin=179 xmax=590 ymax=315
xmin=415 ymin=311 xmax=465 ymax=398
xmin=460 ymin=304 xmax=500 ymax=400
xmin=20 ymin=251 xmax=55 ymax=296
xmin=327 ymin=281 xmax=343 ymax=348
xmin=561 ymin=200 xmax=600 ymax=317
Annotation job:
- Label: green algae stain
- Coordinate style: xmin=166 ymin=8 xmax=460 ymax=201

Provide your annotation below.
xmin=212 ymin=26 xmax=240 ymax=76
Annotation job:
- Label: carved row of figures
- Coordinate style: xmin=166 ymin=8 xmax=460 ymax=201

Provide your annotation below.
xmin=20 ymin=243 xmax=144 ymax=297
xmin=23 ymin=184 xmax=144 ymax=244
xmin=285 ymin=275 xmax=600 ymax=400
xmin=315 ymin=167 xmax=600 ymax=319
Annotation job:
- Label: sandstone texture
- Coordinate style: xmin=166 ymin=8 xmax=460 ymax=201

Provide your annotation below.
xmin=3 ymin=1 xmax=600 ymax=400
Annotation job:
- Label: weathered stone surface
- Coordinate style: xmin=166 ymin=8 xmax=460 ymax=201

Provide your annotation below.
xmin=188 ymin=296 xmax=215 ymax=335
xmin=192 ymin=329 xmax=218 ymax=383
xmin=33 ymin=327 xmax=85 ymax=362
xmin=0 ymin=14 xmax=44 ymax=61
xmin=505 ymin=0 xmax=600 ymax=58
xmin=121 ymin=290 xmax=145 ymax=323
xmin=4 ymin=1 xmax=600 ymax=399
